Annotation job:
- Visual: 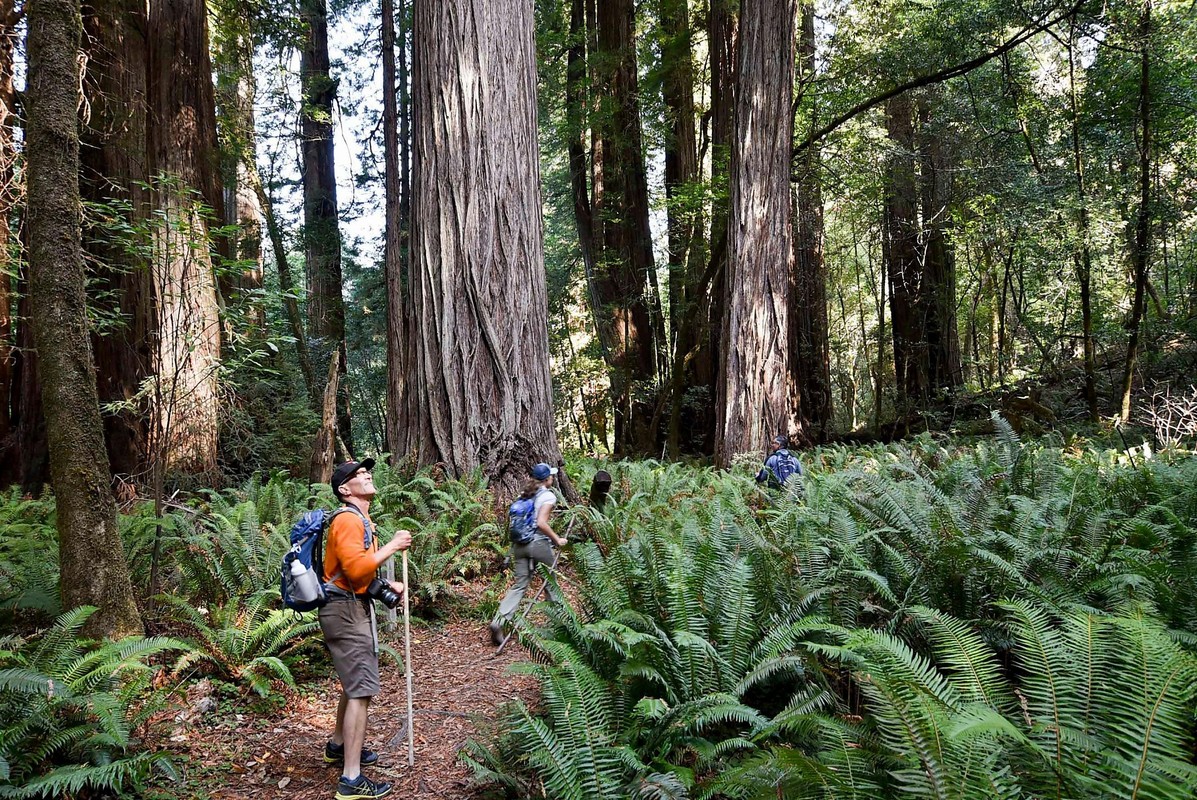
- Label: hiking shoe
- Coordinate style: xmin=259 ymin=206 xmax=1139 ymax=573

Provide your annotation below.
xmin=335 ymin=774 xmax=392 ymax=800
xmin=324 ymin=741 xmax=379 ymax=766
xmin=488 ymin=620 xmax=504 ymax=646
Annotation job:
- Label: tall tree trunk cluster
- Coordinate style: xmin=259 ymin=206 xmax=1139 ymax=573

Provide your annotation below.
xmin=884 ymin=90 xmax=963 ymax=406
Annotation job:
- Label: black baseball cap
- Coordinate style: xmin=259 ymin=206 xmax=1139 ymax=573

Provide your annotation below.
xmin=331 ymin=457 xmax=376 ymax=498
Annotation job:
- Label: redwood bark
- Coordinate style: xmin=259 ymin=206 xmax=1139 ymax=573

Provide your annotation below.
xmin=300 ymin=0 xmax=352 ymax=451
xmin=716 ymin=0 xmax=796 ymax=466
xmin=80 ymin=0 xmax=152 ymax=481
xmin=26 ymin=0 xmax=141 ymax=637
xmin=592 ymin=0 xmax=664 ymax=456
xmin=410 ymin=0 xmax=571 ymax=500
xmin=147 ymin=0 xmax=224 ymax=476
xmin=1066 ymin=20 xmax=1098 ymax=421
xmin=790 ymin=0 xmax=831 ymax=442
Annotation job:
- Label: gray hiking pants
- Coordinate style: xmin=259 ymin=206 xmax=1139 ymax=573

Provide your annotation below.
xmin=493 ymin=537 xmax=560 ymax=622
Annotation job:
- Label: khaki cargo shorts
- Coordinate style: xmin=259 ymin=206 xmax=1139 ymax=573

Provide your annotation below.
xmin=318 ymin=595 xmax=380 ymax=698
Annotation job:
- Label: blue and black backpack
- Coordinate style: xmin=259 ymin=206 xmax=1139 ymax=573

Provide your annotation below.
xmin=770 ymin=450 xmax=802 ymax=488
xmin=508 ymin=496 xmax=538 ymax=545
xmin=280 ymin=507 xmax=369 ymax=612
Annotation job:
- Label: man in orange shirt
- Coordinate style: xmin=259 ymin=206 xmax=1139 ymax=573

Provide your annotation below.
xmin=320 ymin=458 xmax=412 ymax=800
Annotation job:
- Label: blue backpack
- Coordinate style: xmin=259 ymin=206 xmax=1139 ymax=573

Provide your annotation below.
xmin=770 ymin=450 xmax=802 ymax=487
xmin=508 ymin=496 xmax=538 ymax=545
xmin=280 ymin=507 xmax=368 ymax=612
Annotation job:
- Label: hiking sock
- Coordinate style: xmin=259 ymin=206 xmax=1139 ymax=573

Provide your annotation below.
xmin=324 ymin=741 xmax=379 ymax=766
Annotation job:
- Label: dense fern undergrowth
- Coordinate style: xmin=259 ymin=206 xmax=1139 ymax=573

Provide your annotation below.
xmin=2 ymin=426 xmax=1197 ymax=798
xmin=464 ymin=424 xmax=1197 ymax=800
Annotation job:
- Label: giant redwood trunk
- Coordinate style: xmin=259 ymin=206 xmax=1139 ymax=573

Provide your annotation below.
xmin=410 ymin=0 xmax=570 ymax=500
xmin=300 ymin=0 xmax=352 ymax=452
xmin=147 ymin=0 xmax=224 ymax=476
xmin=592 ymin=0 xmax=664 ymax=456
xmin=26 ymin=0 xmax=141 ymax=637
xmin=81 ymin=0 xmax=153 ymax=481
xmin=790 ymin=0 xmax=831 ymax=442
xmin=716 ymin=0 xmax=796 ymax=467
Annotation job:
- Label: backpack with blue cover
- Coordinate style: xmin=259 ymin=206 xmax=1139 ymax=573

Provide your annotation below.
xmin=280 ymin=507 xmax=366 ymax=611
xmin=508 ymin=496 xmax=538 ymax=545
xmin=769 ymin=449 xmax=802 ymax=488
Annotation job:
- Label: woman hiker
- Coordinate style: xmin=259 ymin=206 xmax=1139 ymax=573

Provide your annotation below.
xmin=489 ymin=463 xmax=567 ymax=645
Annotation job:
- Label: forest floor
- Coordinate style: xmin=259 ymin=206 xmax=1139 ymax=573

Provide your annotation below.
xmin=156 ymin=613 xmax=539 ymax=799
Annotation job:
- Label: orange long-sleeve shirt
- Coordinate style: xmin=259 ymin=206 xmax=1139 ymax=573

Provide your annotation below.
xmin=322 ymin=507 xmax=383 ymax=594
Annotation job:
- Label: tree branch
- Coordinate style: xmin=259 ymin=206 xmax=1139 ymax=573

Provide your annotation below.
xmin=792 ymin=0 xmax=1084 ymax=158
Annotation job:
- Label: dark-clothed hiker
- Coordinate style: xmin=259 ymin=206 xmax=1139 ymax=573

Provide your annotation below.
xmin=320 ymin=459 xmax=412 ymax=800
xmin=756 ymin=435 xmax=803 ymax=490
xmin=489 ymin=463 xmax=567 ymax=645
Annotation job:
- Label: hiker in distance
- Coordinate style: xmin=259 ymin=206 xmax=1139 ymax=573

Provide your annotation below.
xmin=756 ymin=434 xmax=803 ymax=491
xmin=321 ymin=458 xmax=412 ymax=800
xmin=489 ymin=462 xmax=567 ymax=645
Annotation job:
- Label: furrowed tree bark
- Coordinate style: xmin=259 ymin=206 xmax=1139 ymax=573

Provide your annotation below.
xmin=382 ymin=0 xmax=402 ymax=458
xmin=1118 ymin=1 xmax=1152 ymax=423
xmin=300 ymin=0 xmax=353 ymax=453
xmin=698 ymin=0 xmax=737 ymax=457
xmin=789 ymin=0 xmax=831 ymax=443
xmin=410 ymin=0 xmax=573 ymax=500
xmin=716 ymin=0 xmax=796 ymax=467
xmin=592 ymin=0 xmax=664 ymax=456
xmin=147 ymin=0 xmax=224 ymax=477
xmin=80 ymin=0 xmax=152 ymax=483
xmin=26 ymin=0 xmax=141 ymax=637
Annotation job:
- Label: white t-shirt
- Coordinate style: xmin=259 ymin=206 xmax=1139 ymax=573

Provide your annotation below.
xmin=533 ymin=487 xmax=557 ymax=528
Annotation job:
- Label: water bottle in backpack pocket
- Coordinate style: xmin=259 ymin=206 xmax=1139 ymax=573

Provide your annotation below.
xmin=508 ymin=496 xmax=538 ymax=545
xmin=280 ymin=510 xmax=331 ymax=611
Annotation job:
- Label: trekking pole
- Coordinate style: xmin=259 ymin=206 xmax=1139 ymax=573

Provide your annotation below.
xmin=401 ymin=550 xmax=414 ymax=766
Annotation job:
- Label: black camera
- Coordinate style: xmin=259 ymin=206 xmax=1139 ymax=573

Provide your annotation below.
xmin=365 ymin=577 xmax=401 ymax=609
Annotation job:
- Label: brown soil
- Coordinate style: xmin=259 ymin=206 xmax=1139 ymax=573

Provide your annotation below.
xmin=160 ymin=616 xmax=538 ymax=799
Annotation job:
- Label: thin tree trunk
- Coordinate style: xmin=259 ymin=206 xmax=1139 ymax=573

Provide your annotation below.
xmin=147 ymin=0 xmax=224 ymax=477
xmin=80 ymin=0 xmax=152 ymax=483
xmin=0 ymin=0 xmax=15 ymax=446
xmin=213 ymin=0 xmax=264 ymax=330
xmin=716 ymin=0 xmax=796 ymax=466
xmin=790 ymin=0 xmax=831 ymax=443
xmin=1067 ymin=20 xmax=1098 ymax=421
xmin=1118 ymin=2 xmax=1152 ymax=423
xmin=26 ymin=0 xmax=141 ymax=637
xmin=247 ymin=165 xmax=318 ymax=408
xmin=410 ymin=0 xmax=573 ymax=500
xmin=300 ymin=0 xmax=352 ymax=452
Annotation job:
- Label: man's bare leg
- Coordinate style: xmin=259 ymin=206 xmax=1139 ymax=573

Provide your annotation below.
xmin=331 ymin=693 xmax=349 ymax=746
xmin=341 ymin=697 xmax=371 ymax=780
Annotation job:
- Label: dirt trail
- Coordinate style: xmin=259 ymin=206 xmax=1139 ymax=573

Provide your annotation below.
xmin=167 ymin=618 xmax=537 ymax=799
